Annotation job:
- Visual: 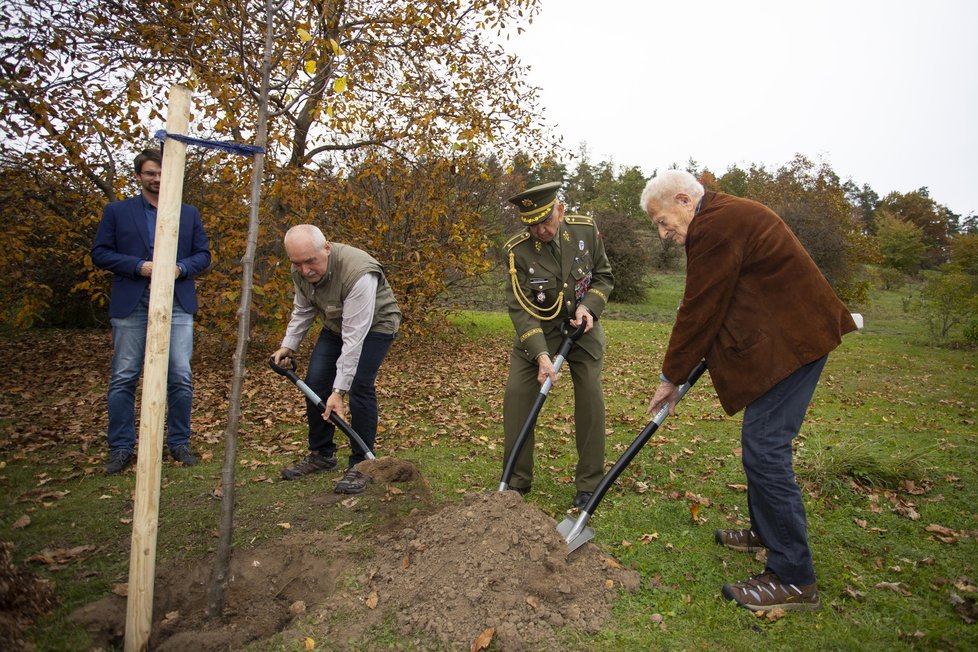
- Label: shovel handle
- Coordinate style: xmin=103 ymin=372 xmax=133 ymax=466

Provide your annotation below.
xmin=268 ymin=356 xmax=376 ymax=460
xmin=579 ymin=360 xmax=708 ymax=516
xmin=499 ymin=319 xmax=584 ymax=491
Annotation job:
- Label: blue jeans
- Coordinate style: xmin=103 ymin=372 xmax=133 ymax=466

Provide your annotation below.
xmin=741 ymin=355 xmax=828 ymax=586
xmin=107 ymin=294 xmax=194 ymax=452
xmin=305 ymin=329 xmax=395 ymax=467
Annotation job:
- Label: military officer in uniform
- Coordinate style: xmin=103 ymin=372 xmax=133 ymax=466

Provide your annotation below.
xmin=502 ymin=181 xmax=614 ymax=509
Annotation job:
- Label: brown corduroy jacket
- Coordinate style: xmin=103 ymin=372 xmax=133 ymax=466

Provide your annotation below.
xmin=662 ymin=191 xmax=857 ymax=415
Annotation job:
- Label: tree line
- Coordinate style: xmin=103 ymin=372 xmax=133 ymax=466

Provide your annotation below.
xmin=1 ymin=0 xmax=975 ymax=343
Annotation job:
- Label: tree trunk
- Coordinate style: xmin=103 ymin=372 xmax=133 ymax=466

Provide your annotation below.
xmin=206 ymin=0 xmax=274 ymax=619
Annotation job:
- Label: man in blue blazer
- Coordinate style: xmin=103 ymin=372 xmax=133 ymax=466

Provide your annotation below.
xmin=91 ymin=148 xmax=211 ymax=474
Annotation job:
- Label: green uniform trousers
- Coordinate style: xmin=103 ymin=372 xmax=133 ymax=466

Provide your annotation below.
xmin=502 ymin=327 xmax=606 ymax=493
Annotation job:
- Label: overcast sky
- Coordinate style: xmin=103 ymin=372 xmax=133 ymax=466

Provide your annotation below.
xmin=505 ymin=0 xmax=978 ymax=218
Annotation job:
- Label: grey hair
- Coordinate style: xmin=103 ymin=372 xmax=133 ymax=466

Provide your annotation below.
xmin=639 ymin=170 xmax=705 ymax=212
xmin=284 ymin=224 xmax=327 ymax=249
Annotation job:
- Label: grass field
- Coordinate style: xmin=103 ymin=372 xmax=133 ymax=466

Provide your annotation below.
xmin=1 ymin=274 xmax=976 ymax=650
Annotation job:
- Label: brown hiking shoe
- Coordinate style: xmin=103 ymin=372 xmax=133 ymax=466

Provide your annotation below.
xmin=334 ymin=468 xmax=369 ymax=494
xmin=715 ymin=528 xmax=767 ymax=552
xmin=281 ymin=452 xmax=338 ymax=480
xmin=722 ymin=571 xmax=820 ymax=612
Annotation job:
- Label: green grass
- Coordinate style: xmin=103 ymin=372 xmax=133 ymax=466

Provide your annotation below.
xmin=2 ymin=275 xmax=977 ymax=650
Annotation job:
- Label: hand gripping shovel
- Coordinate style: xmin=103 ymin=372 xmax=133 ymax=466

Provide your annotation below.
xmin=498 ymin=319 xmax=588 ymax=492
xmin=558 ymin=360 xmax=708 ymax=553
xmin=268 ymin=356 xmax=376 ymax=461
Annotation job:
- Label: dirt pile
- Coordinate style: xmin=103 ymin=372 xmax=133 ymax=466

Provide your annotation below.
xmin=69 ymin=463 xmax=639 ymax=651
xmin=357 ymin=490 xmax=640 ymax=651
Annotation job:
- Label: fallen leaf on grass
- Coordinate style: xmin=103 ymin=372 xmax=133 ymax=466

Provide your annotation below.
xmin=844 ymin=585 xmax=865 ymax=599
xmin=162 ymin=611 xmax=179 ymax=625
xmin=727 ymin=483 xmax=748 ymax=492
xmin=334 ymin=521 xmax=353 ymax=531
xmin=690 ymin=503 xmax=701 ymax=523
xmin=277 ymin=522 xmax=291 ymax=529
xmin=526 ymin=595 xmax=539 ymax=609
xmin=305 ymin=637 xmax=315 ymax=651
xmin=365 ymin=591 xmax=379 ymax=609
xmin=950 ymin=592 xmax=978 ymax=624
xmin=112 ymin=583 xmax=128 ymax=597
xmin=28 ymin=544 xmax=96 ymax=566
xmin=12 ymin=514 xmax=30 ymax=529
xmin=876 ymin=581 xmax=912 ymax=596
xmin=471 ymin=627 xmax=494 ymax=652
xmin=341 ymin=497 xmax=359 ymax=509
xmin=854 ymin=518 xmax=867 ymax=528
xmin=639 ymin=532 xmax=659 ymax=543
xmin=925 ymin=523 xmax=958 ymax=537
xmin=765 ymin=607 xmax=786 ymax=621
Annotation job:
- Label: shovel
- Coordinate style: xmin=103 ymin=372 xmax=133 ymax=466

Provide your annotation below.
xmin=269 ymin=356 xmax=376 ymax=461
xmin=498 ymin=319 xmax=588 ymax=492
xmin=558 ymin=360 xmax=708 ymax=553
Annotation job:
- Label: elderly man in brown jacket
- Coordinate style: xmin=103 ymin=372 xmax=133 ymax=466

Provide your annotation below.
xmin=642 ymin=170 xmax=857 ymax=613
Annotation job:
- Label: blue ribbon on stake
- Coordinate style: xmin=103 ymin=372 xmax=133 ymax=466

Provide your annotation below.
xmin=154 ymin=129 xmax=265 ymax=156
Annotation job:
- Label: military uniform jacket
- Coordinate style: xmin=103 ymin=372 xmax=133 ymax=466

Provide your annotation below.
xmin=662 ymin=192 xmax=857 ymax=415
xmin=504 ymin=215 xmax=614 ymax=360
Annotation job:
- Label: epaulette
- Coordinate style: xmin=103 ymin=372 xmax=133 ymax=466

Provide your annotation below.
xmin=564 ymin=214 xmax=594 ymax=226
xmin=504 ymin=231 xmax=531 ymax=253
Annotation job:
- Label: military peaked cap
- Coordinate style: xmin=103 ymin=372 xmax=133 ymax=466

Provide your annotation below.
xmin=508 ymin=181 xmax=563 ymax=226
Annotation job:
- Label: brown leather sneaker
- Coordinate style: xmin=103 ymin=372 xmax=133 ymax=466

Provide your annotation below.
xmin=722 ymin=571 xmax=820 ymax=612
xmin=715 ymin=528 xmax=767 ymax=552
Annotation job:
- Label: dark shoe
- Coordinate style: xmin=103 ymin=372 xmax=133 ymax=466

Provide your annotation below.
xmin=281 ymin=451 xmax=338 ymax=480
xmin=573 ymin=491 xmax=593 ymax=509
xmin=105 ymin=449 xmax=136 ymax=475
xmin=722 ymin=571 xmax=820 ymax=612
xmin=715 ymin=528 xmax=767 ymax=552
xmin=169 ymin=445 xmax=199 ymax=467
xmin=512 ymin=485 xmax=531 ymax=496
xmin=334 ymin=468 xmax=369 ymax=494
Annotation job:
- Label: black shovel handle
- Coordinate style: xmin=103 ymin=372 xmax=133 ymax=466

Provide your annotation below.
xmin=499 ymin=318 xmax=588 ymax=491
xmin=580 ymin=360 xmax=708 ymax=515
xmin=268 ymin=356 xmax=375 ymax=459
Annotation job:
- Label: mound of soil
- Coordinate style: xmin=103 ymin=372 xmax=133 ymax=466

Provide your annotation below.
xmin=358 ymin=490 xmax=640 ymax=651
xmin=70 ymin=461 xmax=639 ymax=651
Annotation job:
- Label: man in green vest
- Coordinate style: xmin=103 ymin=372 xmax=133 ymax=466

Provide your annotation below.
xmin=272 ymin=224 xmax=402 ymax=494
xmin=502 ymin=181 xmax=614 ymax=509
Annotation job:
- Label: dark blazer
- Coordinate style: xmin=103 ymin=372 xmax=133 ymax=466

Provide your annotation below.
xmin=662 ymin=191 xmax=856 ymax=415
xmin=91 ymin=195 xmax=211 ymax=319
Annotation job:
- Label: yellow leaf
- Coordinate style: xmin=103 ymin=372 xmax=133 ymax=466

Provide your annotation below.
xmin=366 ymin=591 xmax=379 ymax=609
xmin=304 ymin=637 xmax=315 ymax=650
xmin=329 ymin=38 xmax=343 ymax=55
xmin=333 ymin=76 xmax=348 ymax=93
xmin=304 ymin=60 xmax=316 ymax=75
xmin=277 ymin=522 xmax=291 ymax=529
xmin=297 ymin=28 xmax=312 ymax=42
xmin=471 ymin=627 xmax=494 ymax=652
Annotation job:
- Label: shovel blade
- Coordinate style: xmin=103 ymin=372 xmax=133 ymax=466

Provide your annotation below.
xmin=557 ymin=516 xmax=596 ymax=554
xmin=565 ymin=527 xmax=595 ymax=554
xmin=556 ymin=516 xmax=576 ymax=538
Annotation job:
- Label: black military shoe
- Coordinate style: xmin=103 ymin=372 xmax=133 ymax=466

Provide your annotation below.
xmin=573 ymin=491 xmax=593 ymax=509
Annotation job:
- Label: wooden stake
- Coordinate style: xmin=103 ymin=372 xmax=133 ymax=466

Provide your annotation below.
xmin=124 ymin=83 xmax=191 ymax=652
